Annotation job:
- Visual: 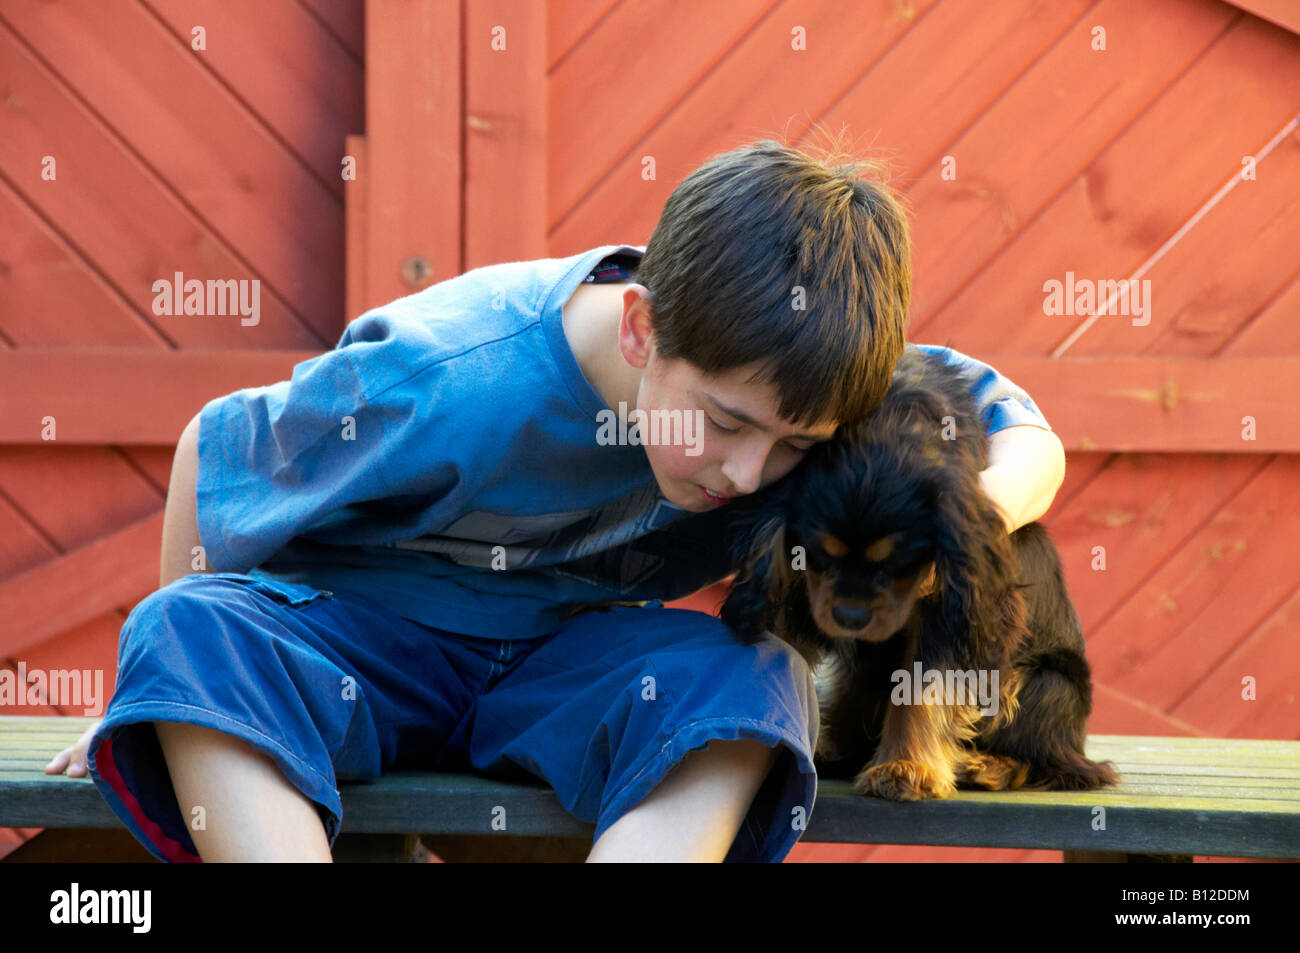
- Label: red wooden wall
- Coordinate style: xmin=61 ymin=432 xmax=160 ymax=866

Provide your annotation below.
xmin=1 ymin=0 xmax=1297 ymax=863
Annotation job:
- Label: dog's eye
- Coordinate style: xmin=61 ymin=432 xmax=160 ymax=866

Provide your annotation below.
xmin=819 ymin=535 xmax=848 ymax=558
xmin=864 ymin=537 xmax=895 ymax=561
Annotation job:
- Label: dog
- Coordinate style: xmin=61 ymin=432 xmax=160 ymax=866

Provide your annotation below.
xmin=720 ymin=347 xmax=1119 ymax=801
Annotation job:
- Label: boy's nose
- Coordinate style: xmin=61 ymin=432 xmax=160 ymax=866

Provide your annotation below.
xmin=719 ymin=461 xmax=761 ymax=497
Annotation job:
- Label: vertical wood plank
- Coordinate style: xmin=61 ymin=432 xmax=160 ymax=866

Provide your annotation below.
xmin=363 ymin=0 xmax=462 ymax=305
xmin=463 ymin=0 xmax=547 ymax=269
xmin=344 ymin=133 xmax=369 ymax=321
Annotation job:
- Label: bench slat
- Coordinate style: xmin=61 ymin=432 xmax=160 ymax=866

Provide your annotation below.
xmin=3 ymin=716 xmax=1298 ymax=858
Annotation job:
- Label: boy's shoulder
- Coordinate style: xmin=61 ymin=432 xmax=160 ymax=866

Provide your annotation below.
xmin=334 ymin=244 xmax=644 ymax=402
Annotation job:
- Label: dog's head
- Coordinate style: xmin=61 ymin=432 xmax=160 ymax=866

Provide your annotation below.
xmin=782 ymin=399 xmax=953 ymax=643
xmin=723 ymin=360 xmax=1021 ymax=660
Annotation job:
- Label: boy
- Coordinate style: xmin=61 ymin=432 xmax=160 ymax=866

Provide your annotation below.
xmin=48 ymin=140 xmax=1064 ymax=862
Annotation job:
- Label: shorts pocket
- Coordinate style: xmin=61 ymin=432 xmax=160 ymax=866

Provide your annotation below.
xmin=206 ymin=572 xmax=333 ymax=608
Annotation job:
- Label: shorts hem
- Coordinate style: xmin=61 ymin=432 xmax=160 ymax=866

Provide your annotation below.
xmin=591 ymin=716 xmax=818 ymax=863
xmin=88 ymin=700 xmax=344 ymax=863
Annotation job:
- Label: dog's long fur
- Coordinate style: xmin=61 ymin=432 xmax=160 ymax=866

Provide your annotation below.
xmin=720 ymin=348 xmax=1119 ymax=800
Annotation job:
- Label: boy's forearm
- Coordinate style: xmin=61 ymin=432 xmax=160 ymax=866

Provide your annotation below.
xmin=978 ymin=425 xmax=1066 ymax=534
xmin=160 ymin=414 xmax=205 ymax=588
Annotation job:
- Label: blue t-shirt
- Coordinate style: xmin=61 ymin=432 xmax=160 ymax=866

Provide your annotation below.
xmin=196 ymin=244 xmax=1051 ymax=639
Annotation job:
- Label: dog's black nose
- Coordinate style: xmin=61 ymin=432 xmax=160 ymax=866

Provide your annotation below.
xmin=831 ymin=605 xmax=872 ymax=629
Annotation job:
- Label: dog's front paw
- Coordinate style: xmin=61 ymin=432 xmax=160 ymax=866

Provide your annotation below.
xmin=853 ymin=759 xmax=955 ymax=801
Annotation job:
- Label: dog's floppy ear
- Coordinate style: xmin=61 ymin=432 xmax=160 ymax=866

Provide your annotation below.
xmin=720 ymin=513 xmax=791 ymax=644
xmin=928 ymin=468 xmax=1028 ymax=670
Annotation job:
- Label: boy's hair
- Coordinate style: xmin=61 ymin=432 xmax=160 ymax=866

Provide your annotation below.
xmin=635 ymin=136 xmax=911 ymax=429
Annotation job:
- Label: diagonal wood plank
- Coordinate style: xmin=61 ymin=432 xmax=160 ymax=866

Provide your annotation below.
xmin=1092 ymin=456 xmax=1300 ymax=711
xmin=0 ymin=349 xmax=319 ymax=444
xmin=144 ymin=0 xmax=364 ymax=199
xmin=914 ymin=11 xmax=1300 ymax=356
xmin=0 ymin=512 xmax=161 ymax=657
xmin=0 ymin=22 xmax=324 ymax=349
xmin=2 ymin=1 xmax=344 ymax=341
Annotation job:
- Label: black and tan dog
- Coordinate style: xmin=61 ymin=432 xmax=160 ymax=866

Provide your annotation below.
xmin=721 ymin=348 xmax=1119 ymax=801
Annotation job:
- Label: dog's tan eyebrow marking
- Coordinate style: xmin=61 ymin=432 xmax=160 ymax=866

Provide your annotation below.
xmin=819 ymin=534 xmax=848 ymax=558
xmin=864 ymin=537 xmax=895 ymax=561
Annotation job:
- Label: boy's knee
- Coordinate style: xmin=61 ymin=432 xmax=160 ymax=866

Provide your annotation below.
xmin=121 ymin=574 xmax=249 ymax=652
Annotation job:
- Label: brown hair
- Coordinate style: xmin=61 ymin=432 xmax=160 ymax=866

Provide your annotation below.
xmin=635 ymin=134 xmax=911 ymax=429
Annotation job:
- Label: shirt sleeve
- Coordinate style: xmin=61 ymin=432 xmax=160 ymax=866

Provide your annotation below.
xmin=195 ymin=313 xmax=467 ymax=573
xmin=910 ymin=344 xmax=1052 ymax=436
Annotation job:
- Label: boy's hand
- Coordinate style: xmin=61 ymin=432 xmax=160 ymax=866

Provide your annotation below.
xmin=978 ymin=426 xmax=1067 ymax=535
xmin=45 ymin=720 xmax=101 ymax=778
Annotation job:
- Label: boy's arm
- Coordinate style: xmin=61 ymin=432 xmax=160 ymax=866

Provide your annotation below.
xmin=910 ymin=344 xmax=1066 ymax=533
xmin=160 ymin=413 xmax=203 ymax=588
xmin=979 ymin=425 xmax=1066 ymax=534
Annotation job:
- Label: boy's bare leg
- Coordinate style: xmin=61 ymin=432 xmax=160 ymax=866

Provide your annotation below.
xmin=155 ymin=721 xmax=333 ymax=862
xmin=586 ymin=738 xmax=779 ymax=862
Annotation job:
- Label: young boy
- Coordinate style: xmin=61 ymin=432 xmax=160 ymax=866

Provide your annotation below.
xmin=49 ymin=140 xmax=1064 ymax=862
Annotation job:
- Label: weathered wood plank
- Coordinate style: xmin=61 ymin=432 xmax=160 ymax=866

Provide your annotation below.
xmin=4 ymin=718 xmax=1298 ymax=858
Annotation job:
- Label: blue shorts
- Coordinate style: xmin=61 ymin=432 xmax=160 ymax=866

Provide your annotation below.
xmin=88 ymin=573 xmax=819 ymax=862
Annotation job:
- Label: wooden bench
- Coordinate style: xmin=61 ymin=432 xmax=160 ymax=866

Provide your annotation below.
xmin=3 ymin=716 xmax=1298 ymax=862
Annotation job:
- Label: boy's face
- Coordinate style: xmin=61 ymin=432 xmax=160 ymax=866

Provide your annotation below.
xmin=617 ymin=287 xmax=840 ymax=512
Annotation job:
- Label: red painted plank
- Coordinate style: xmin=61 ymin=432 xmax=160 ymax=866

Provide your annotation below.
xmin=298 ymin=0 xmax=365 ymax=62
xmin=978 ymin=357 xmax=1300 ymax=452
xmin=1066 ymin=89 xmax=1300 ymax=358
xmin=1092 ymin=456 xmax=1298 ymax=713
xmin=915 ymin=11 xmax=1299 ymax=358
xmin=344 ymin=134 xmax=369 ymax=319
xmin=548 ymin=0 xmax=620 ymax=69
xmin=0 ymin=512 xmax=162 ymax=657
xmin=0 ymin=180 xmax=162 ymax=347
xmin=1220 ymin=273 xmax=1300 ymax=356
xmin=0 ymin=487 xmax=59 ymax=576
xmin=6 ymin=613 xmax=123 ymax=716
xmin=3 ymin=353 xmax=1295 ymax=448
xmin=0 ymin=349 xmax=319 ymax=444
xmin=145 ymin=0 xmax=364 ymax=199
xmin=4 ymin=1 xmax=345 ymax=341
xmin=463 ymin=0 xmax=547 ymax=269
xmin=0 ymin=23 xmax=325 ymax=349
xmin=0 ymin=446 xmax=166 ymax=552
xmin=1089 ymin=681 xmax=1205 ymax=737
xmin=1220 ymin=0 xmax=1300 ymax=35
xmin=0 ymin=829 xmax=42 ymax=863
xmin=548 ymin=0 xmax=776 ymax=226
xmin=905 ymin=0 xmax=1238 ymax=335
xmin=363 ymin=0 xmax=461 ymax=305
xmin=1173 ymin=582 xmax=1300 ymax=738
xmin=1048 ymin=453 xmax=1265 ymax=633
xmin=1047 ymin=452 xmax=1112 ymax=516
xmin=548 ymin=0 xmax=941 ymax=248
xmin=115 ymin=447 xmax=176 ymax=496
xmin=815 ymin=0 xmax=1093 ymax=186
